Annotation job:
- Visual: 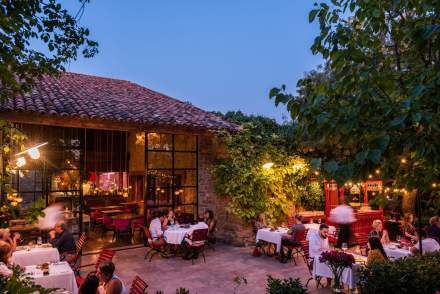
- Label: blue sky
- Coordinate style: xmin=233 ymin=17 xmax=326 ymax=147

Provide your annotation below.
xmin=62 ymin=1 xmax=323 ymax=121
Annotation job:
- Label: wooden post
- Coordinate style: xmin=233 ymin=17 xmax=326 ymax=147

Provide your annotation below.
xmin=363 ymin=183 xmax=369 ymax=205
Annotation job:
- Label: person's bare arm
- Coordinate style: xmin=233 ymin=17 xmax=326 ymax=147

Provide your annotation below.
xmin=105 ymin=279 xmax=123 ymax=294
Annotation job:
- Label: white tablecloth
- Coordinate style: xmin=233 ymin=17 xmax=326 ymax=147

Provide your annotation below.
xmin=12 ymin=246 xmax=60 ymax=267
xmin=304 ymin=223 xmax=336 ymax=240
xmin=25 ymin=262 xmax=78 ymax=294
xmin=256 ymin=228 xmax=288 ymax=252
xmin=313 ymin=255 xmax=365 ymax=290
xmin=164 ymin=222 xmax=208 ymax=245
xmin=384 ymin=244 xmax=412 ymax=260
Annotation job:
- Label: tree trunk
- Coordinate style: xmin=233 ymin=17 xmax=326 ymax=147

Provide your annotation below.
xmin=402 ymin=190 xmax=417 ymax=214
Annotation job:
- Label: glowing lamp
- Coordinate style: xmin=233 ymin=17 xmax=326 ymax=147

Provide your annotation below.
xmin=262 ymin=162 xmax=274 ymax=169
xmin=28 ymin=147 xmax=40 ymax=159
xmin=16 ymin=156 xmax=26 ymax=168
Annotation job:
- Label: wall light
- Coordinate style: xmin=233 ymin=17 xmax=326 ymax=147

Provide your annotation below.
xmin=27 ymin=147 xmax=40 ymax=159
xmin=16 ymin=156 xmax=26 ymax=168
xmin=262 ymin=162 xmax=274 ymax=169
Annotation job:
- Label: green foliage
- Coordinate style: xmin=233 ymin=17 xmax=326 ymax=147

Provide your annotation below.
xmin=0 ymin=265 xmax=58 ymax=294
xmin=213 ymin=112 xmax=323 ymax=225
xmin=358 ymin=251 xmax=440 ymax=294
xmin=175 ymin=288 xmax=190 ymax=294
xmin=266 ymin=276 xmax=308 ymax=294
xmin=24 ymin=198 xmax=46 ymax=224
xmin=233 ymin=275 xmax=248 ymax=294
xmin=270 ymin=0 xmax=440 ymax=196
xmin=0 ymin=0 xmax=98 ymax=99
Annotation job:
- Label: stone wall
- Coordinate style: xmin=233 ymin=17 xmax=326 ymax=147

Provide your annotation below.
xmin=198 ymin=134 xmax=254 ymax=246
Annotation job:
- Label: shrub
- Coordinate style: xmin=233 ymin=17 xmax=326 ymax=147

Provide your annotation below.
xmin=0 ymin=265 xmax=57 ymax=294
xmin=358 ymin=251 xmax=440 ymax=294
xmin=266 ymin=276 xmax=308 ymax=294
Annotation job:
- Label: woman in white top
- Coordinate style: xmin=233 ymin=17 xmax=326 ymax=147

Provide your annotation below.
xmin=0 ymin=240 xmax=13 ymax=277
xmin=97 ymin=261 xmax=127 ymax=294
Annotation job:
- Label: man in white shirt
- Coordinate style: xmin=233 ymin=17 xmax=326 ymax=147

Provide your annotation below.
xmin=148 ymin=211 xmax=167 ymax=248
xmin=411 ymin=230 xmax=440 ymax=254
xmin=309 ymin=224 xmax=330 ymax=258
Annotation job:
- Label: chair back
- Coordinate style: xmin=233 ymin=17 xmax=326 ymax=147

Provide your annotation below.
xmin=294 ymin=228 xmax=309 ymax=242
xmin=191 ymin=229 xmax=208 ymax=242
xmin=142 ymin=226 xmax=155 ymax=246
xmin=114 ymin=219 xmax=131 ymax=230
xmin=132 ymin=217 xmax=144 ymax=228
xmin=95 ymin=249 xmax=116 ymax=270
xmin=76 ymin=233 xmax=87 ymax=254
xmin=300 ymin=240 xmax=310 ymax=260
xmin=103 ymin=216 xmax=114 ymax=228
xmin=129 ymin=275 xmax=148 ymax=294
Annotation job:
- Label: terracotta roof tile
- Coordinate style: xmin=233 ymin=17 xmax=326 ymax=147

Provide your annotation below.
xmin=1 ymin=72 xmax=237 ymax=132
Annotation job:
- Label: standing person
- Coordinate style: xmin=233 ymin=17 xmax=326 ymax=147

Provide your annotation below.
xmin=330 ymin=204 xmax=356 ymax=248
xmin=279 ymin=214 xmax=306 ymax=263
xmin=203 ymin=210 xmax=217 ymax=242
xmin=0 ymin=228 xmax=20 ymax=252
xmin=97 ymin=261 xmax=127 ymax=294
xmin=48 ymin=221 xmax=75 ymax=255
xmin=368 ymin=219 xmax=390 ymax=244
xmin=366 ymin=237 xmax=388 ymax=265
xmin=411 ymin=230 xmax=440 ymax=254
xmin=401 ymin=213 xmax=417 ymax=242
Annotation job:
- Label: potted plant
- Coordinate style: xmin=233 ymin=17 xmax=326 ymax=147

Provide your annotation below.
xmin=319 ymin=250 xmax=355 ymax=293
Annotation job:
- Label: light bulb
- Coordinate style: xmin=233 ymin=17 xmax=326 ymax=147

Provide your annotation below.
xmin=16 ymin=156 xmax=26 ymax=168
xmin=28 ymin=147 xmax=40 ymax=159
xmin=262 ymin=162 xmax=274 ymax=169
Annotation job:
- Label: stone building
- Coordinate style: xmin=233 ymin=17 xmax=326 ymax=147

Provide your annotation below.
xmin=0 ymin=72 xmax=252 ymax=247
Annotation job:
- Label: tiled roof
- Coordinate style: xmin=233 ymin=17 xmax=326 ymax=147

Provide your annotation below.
xmin=0 ymin=72 xmax=237 ymax=131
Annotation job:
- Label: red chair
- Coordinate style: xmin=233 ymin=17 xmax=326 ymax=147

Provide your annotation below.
xmin=129 ymin=275 xmax=148 ymax=294
xmin=282 ymin=228 xmax=309 ymax=265
xmin=102 ymin=215 xmax=116 ymax=238
xmin=90 ymin=210 xmax=104 ymax=230
xmin=131 ymin=217 xmax=144 ymax=239
xmin=113 ymin=219 xmax=131 ymax=241
xmin=75 ymin=249 xmax=116 ymax=286
xmin=187 ymin=228 xmax=208 ymax=265
xmin=67 ymin=233 xmax=87 ymax=270
xmin=356 ymin=233 xmax=369 ymax=256
xmin=300 ymin=240 xmax=323 ymax=288
xmin=143 ymin=227 xmax=165 ymax=262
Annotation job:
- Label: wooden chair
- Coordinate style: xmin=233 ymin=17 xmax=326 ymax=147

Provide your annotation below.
xmin=186 ymin=228 xmax=208 ymax=265
xmin=75 ymin=249 xmax=116 ymax=286
xmin=282 ymin=228 xmax=309 ymax=265
xmin=129 ymin=275 xmax=148 ymax=294
xmin=66 ymin=233 xmax=87 ymax=269
xmin=143 ymin=227 xmax=165 ymax=262
xmin=300 ymin=240 xmax=322 ymax=288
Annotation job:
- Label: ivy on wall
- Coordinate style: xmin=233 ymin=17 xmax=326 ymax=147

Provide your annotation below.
xmin=213 ymin=112 xmax=324 ymax=225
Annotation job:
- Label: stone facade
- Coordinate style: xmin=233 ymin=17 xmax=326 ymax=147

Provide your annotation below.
xmin=198 ymin=135 xmax=254 ymax=246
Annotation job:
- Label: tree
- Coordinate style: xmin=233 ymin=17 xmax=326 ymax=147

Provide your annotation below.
xmin=270 ymin=0 xmax=440 ymax=248
xmin=0 ymin=0 xmax=98 ymax=99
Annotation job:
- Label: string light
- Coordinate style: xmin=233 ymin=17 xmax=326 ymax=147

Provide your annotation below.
xmin=401 ymin=158 xmax=407 ymax=164
xmin=314 ymin=170 xmax=320 ymax=176
xmin=368 ymin=174 xmax=373 ymax=179
xmin=432 ymin=183 xmax=437 ymax=188
xmin=16 ymin=156 xmax=26 ymax=168
xmin=375 ymin=169 xmax=380 ymax=174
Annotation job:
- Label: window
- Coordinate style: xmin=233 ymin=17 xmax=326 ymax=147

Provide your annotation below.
xmin=146 ymin=133 xmax=198 ymax=219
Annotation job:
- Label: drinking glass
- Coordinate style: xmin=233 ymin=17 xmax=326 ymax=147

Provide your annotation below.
xmin=396 ymin=235 xmax=401 ymax=243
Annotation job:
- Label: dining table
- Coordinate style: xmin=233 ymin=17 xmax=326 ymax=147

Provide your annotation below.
xmin=256 ymin=228 xmax=289 ymax=253
xmin=101 ymin=209 xmax=124 ymax=215
xmin=313 ymin=252 xmax=367 ymax=290
xmin=164 ymin=222 xmax=209 ymax=245
xmin=383 ymin=243 xmax=413 ymax=260
xmin=12 ymin=245 xmax=60 ymax=267
xmin=89 ymin=205 xmax=124 ymax=211
xmin=25 ymin=261 xmax=78 ymax=294
xmin=110 ymin=213 xmax=143 ymax=220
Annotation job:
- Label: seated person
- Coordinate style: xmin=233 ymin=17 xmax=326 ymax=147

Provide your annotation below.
xmin=309 ymin=223 xmax=330 ymax=258
xmin=79 ymin=273 xmax=100 ymax=294
xmin=427 ymin=216 xmax=440 ymax=241
xmin=411 ymin=230 xmax=440 ymax=254
xmin=279 ymin=214 xmax=305 ymax=263
xmin=0 ymin=228 xmax=20 ymax=252
xmin=148 ymin=211 xmax=167 ymax=249
xmin=255 ymin=212 xmax=267 ymax=230
xmin=367 ymin=237 xmax=388 ymax=265
xmin=49 ymin=221 xmax=76 ymax=255
xmin=97 ymin=261 xmax=128 ymax=294
xmin=368 ymin=219 xmax=390 ymax=244
xmin=203 ymin=210 xmax=217 ymax=242
xmin=401 ymin=213 xmax=417 ymax=242
xmin=162 ymin=209 xmax=178 ymax=229
xmin=0 ymin=240 xmax=12 ymax=277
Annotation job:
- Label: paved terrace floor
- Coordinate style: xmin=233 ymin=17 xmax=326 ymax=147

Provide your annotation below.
xmin=81 ymin=244 xmax=332 ymax=294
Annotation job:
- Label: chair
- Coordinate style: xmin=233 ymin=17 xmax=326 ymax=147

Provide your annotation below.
xmin=102 ymin=215 xmax=116 ymax=238
xmin=186 ymin=228 xmax=208 ymax=265
xmin=282 ymin=228 xmax=309 ymax=265
xmin=90 ymin=210 xmax=104 ymax=231
xmin=356 ymin=233 xmax=369 ymax=256
xmin=66 ymin=233 xmax=87 ymax=269
xmin=143 ymin=227 xmax=165 ymax=262
xmin=131 ymin=217 xmax=144 ymax=240
xmin=75 ymin=249 xmax=116 ymax=286
xmin=113 ymin=219 xmax=131 ymax=241
xmin=328 ymin=227 xmax=339 ymax=245
xmin=129 ymin=275 xmax=148 ymax=294
xmin=300 ymin=240 xmax=322 ymax=288
xmin=253 ymin=222 xmax=274 ymax=256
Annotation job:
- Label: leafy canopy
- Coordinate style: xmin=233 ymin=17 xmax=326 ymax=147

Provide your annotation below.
xmin=0 ymin=0 xmax=98 ymax=99
xmin=213 ymin=112 xmax=323 ymax=224
xmin=270 ymin=0 xmax=440 ymax=194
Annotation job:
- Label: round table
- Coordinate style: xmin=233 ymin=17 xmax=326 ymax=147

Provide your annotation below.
xmin=384 ymin=243 xmax=412 ymax=260
xmin=12 ymin=246 xmax=60 ymax=267
xmin=164 ymin=222 xmax=208 ymax=245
